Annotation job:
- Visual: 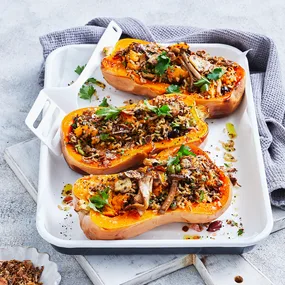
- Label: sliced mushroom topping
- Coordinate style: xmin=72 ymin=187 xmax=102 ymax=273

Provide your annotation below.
xmin=134 ymin=192 xmax=144 ymax=204
xmin=159 ymin=180 xmax=179 ymax=214
xmin=181 ymin=52 xmax=202 ymax=80
xmin=216 ymin=79 xmax=222 ymax=96
xmin=114 ymin=178 xmax=132 ymax=193
xmin=138 ymin=175 xmax=153 ymax=209
xmin=124 ymin=170 xmax=144 ymax=179
xmin=189 ymin=54 xmax=212 ymax=73
xmin=180 ymin=60 xmax=193 ymax=88
xmin=143 ymin=158 xmax=160 ymax=166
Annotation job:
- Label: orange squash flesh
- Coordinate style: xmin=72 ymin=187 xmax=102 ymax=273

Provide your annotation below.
xmin=61 ymin=94 xmax=208 ymax=175
xmin=101 ymin=39 xmax=246 ymax=118
xmin=73 ymin=144 xmax=231 ymax=240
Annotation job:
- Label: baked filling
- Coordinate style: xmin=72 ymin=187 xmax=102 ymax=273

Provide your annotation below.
xmin=112 ymin=41 xmax=241 ymax=99
xmin=67 ymin=96 xmax=203 ymax=166
xmin=75 ymin=145 xmax=224 ymax=217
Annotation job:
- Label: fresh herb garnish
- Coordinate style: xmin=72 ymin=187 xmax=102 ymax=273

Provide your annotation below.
xmin=86 ymin=78 xmax=106 ymax=89
xmin=96 ymin=105 xmax=122 ymax=120
xmin=166 ymin=84 xmax=180 ymax=94
xmin=144 ymin=100 xmax=171 ymax=117
xmin=99 ymin=133 xmax=110 ymax=141
xmin=237 ymin=228 xmax=244 ymax=236
xmin=207 ymin=67 xmax=226 ymax=81
xmin=99 ymin=97 xmax=109 ymax=107
xmin=88 ymin=188 xmax=110 ymax=212
xmin=78 ymin=85 xmax=96 ymax=101
xmin=155 ymin=51 xmax=171 ymax=75
xmin=199 ymin=191 xmax=204 ymax=202
xmin=167 ymin=145 xmax=196 ymax=173
xmin=74 ymin=65 xmax=86 ymax=75
xmin=171 ymin=121 xmax=180 ymax=128
xmin=194 ymin=77 xmax=210 ymax=87
xmin=194 ymin=68 xmax=225 ymax=92
xmin=224 ymin=163 xmax=230 ymax=167
xmin=75 ymin=143 xmax=85 ymax=155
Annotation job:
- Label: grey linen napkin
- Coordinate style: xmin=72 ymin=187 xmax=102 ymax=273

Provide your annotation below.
xmin=39 ymin=17 xmax=285 ymax=210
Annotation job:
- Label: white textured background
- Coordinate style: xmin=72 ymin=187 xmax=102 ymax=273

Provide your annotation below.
xmin=0 ymin=0 xmax=285 ymax=284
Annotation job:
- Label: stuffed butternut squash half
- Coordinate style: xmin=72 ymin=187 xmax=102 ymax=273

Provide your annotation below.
xmin=61 ymin=94 xmax=208 ymax=175
xmin=73 ymin=144 xmax=231 ymax=240
xmin=101 ymin=39 xmax=246 ymax=118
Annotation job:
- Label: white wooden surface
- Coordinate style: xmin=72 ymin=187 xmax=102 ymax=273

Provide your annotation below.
xmin=4 ymin=138 xmax=279 ymax=285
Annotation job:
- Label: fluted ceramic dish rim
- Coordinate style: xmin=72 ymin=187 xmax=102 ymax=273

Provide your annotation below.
xmin=0 ymin=246 xmax=61 ymax=285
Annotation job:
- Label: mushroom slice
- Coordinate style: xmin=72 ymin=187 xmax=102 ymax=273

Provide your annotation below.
xmin=189 ymin=54 xmax=212 ymax=73
xmin=181 ymin=52 xmax=202 ymax=80
xmin=159 ymin=180 xmax=179 ymax=214
xmin=138 ymin=175 xmax=153 ymax=209
xmin=124 ymin=170 xmax=144 ymax=179
xmin=114 ymin=178 xmax=132 ymax=193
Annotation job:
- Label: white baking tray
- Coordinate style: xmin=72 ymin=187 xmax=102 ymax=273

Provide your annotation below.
xmin=36 ymin=43 xmax=273 ymax=254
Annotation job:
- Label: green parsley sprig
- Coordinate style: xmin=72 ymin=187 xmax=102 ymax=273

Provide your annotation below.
xmin=166 ymin=84 xmax=180 ymax=94
xmin=194 ymin=67 xmax=226 ymax=92
xmin=155 ymin=51 xmax=171 ymax=75
xmin=167 ymin=145 xmax=196 ymax=174
xmin=88 ymin=187 xmax=110 ymax=212
xmin=96 ymin=105 xmax=122 ymax=120
xmin=144 ymin=100 xmax=171 ymax=117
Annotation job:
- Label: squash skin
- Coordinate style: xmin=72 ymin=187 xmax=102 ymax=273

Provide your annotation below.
xmin=73 ymin=145 xmax=232 ymax=240
xmin=60 ymin=94 xmax=208 ymax=175
xmin=101 ymin=39 xmax=246 ymax=118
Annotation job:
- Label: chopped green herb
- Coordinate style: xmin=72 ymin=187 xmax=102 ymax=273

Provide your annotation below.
xmin=224 ymin=163 xmax=230 ymax=167
xmin=177 ymin=145 xmax=196 ymax=157
xmin=155 ymin=51 xmax=171 ymax=75
xmin=194 ymin=77 xmax=210 ymax=87
xmin=199 ymin=191 xmax=204 ymax=202
xmin=226 ymin=122 xmax=237 ymax=139
xmin=237 ymin=228 xmax=244 ymax=236
xmin=74 ymin=64 xmax=86 ymax=75
xmin=207 ymin=67 xmax=226 ymax=81
xmin=86 ymin=78 xmax=106 ymax=89
xmin=171 ymin=121 xmax=180 ymax=128
xmin=144 ymin=100 xmax=171 ymax=117
xmin=167 ymin=144 xmax=196 ymax=173
xmin=89 ymin=187 xmax=110 ymax=212
xmin=79 ymin=85 xmax=96 ymax=101
xmin=75 ymin=143 xmax=85 ymax=155
xmin=96 ymin=105 xmax=122 ymax=120
xmin=200 ymin=83 xmax=209 ymax=92
xmin=99 ymin=97 xmax=109 ymax=107
xmin=166 ymin=84 xmax=180 ymax=94
xmin=99 ymin=133 xmax=110 ymax=141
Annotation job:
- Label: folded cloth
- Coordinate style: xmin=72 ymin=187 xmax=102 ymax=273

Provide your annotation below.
xmin=39 ymin=17 xmax=285 ymax=210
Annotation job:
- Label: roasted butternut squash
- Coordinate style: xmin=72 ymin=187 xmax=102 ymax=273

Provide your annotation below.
xmin=101 ymin=39 xmax=246 ymax=118
xmin=73 ymin=144 xmax=232 ymax=240
xmin=61 ymin=94 xmax=208 ymax=175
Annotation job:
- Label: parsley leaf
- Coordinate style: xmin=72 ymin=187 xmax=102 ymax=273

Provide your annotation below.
xmin=74 ymin=65 xmax=86 ymax=75
xmin=193 ymin=77 xmax=210 ymax=87
xmin=199 ymin=191 xmax=204 ymax=202
xmin=154 ymin=51 xmax=171 ymax=75
xmin=96 ymin=105 xmax=122 ymax=120
xmin=237 ymin=228 xmax=244 ymax=236
xmin=207 ymin=67 xmax=226 ymax=81
xmin=79 ymin=85 xmax=96 ymax=101
xmin=86 ymin=78 xmax=106 ymax=89
xmin=99 ymin=133 xmax=110 ymax=141
xmin=167 ymin=145 xmax=196 ymax=171
xmin=166 ymin=84 xmax=180 ymax=94
xmin=99 ymin=97 xmax=109 ymax=107
xmin=144 ymin=100 xmax=171 ymax=117
xmin=89 ymin=188 xmax=110 ymax=212
xmin=177 ymin=145 xmax=196 ymax=157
